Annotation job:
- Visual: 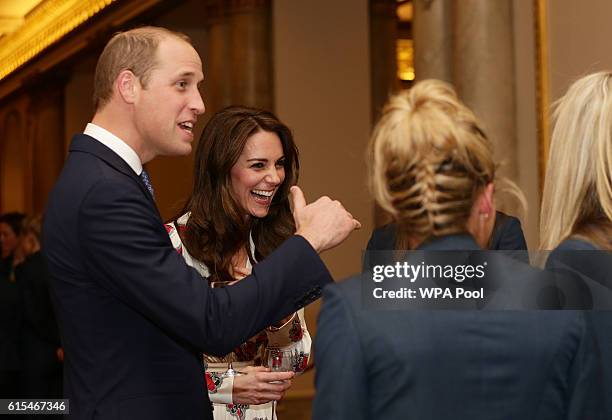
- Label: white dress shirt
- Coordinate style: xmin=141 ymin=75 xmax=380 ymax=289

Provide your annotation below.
xmin=84 ymin=123 xmax=143 ymax=175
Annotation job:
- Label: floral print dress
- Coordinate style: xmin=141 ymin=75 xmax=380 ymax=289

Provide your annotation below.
xmin=166 ymin=214 xmax=311 ymax=420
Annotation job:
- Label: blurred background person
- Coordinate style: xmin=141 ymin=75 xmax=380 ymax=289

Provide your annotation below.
xmin=13 ymin=215 xmax=62 ymax=408
xmin=364 ymin=209 xmax=527 ymax=271
xmin=365 ymin=209 xmax=526 ymax=266
xmin=313 ymin=80 xmax=602 ymax=419
xmin=166 ymin=106 xmax=310 ymax=420
xmin=0 ymin=212 xmax=25 ymax=398
xmin=540 ymin=71 xmax=612 ymax=418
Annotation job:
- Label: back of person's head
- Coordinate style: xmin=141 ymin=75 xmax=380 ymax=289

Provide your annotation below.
xmin=0 ymin=212 xmax=26 ymax=236
xmin=540 ymin=71 xmax=612 ymax=250
xmin=93 ymin=26 xmax=191 ymax=111
xmin=20 ymin=215 xmax=42 ymax=242
xmin=369 ymin=79 xmax=495 ymax=247
xmin=14 ymin=215 xmax=42 ymax=263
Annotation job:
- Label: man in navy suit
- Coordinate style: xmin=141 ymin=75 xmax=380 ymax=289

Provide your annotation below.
xmin=43 ymin=26 xmax=359 ymax=420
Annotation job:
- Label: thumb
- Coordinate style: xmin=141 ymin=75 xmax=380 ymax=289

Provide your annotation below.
xmin=289 ymin=185 xmax=306 ymax=214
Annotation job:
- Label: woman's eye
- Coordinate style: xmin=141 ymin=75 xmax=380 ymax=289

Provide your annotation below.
xmin=251 ymin=163 xmax=264 ymax=169
xmin=177 ymin=81 xmax=187 ymax=88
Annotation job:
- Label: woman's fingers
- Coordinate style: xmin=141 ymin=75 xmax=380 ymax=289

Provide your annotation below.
xmin=231 ymin=368 xmax=294 ymax=405
xmin=254 ymin=371 xmax=294 ymax=384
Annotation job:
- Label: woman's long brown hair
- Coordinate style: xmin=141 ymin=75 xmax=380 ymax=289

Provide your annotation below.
xmin=175 ymin=106 xmax=299 ymax=283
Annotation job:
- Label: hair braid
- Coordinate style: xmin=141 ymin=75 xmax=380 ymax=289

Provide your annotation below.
xmin=369 ymin=79 xmax=502 ymax=249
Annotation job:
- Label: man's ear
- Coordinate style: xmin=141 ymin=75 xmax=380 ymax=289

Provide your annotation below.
xmin=115 ymin=70 xmax=139 ymax=104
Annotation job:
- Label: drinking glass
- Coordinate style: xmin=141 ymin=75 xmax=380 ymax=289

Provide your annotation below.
xmin=263 ymin=348 xmax=297 ymax=420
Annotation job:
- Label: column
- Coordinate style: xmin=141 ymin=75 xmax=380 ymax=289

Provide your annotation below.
xmin=413 ymin=0 xmax=453 ymax=82
xmin=204 ymin=0 xmax=233 ymax=113
xmin=28 ymin=80 xmax=66 ymax=214
xmin=370 ymin=0 xmax=399 ymax=121
xmin=453 ymin=0 xmax=517 ymax=180
xmin=228 ymin=0 xmax=273 ymax=109
xmin=205 ymin=0 xmax=273 ymax=111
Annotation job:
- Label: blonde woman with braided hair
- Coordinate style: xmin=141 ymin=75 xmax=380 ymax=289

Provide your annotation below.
xmin=542 ymin=71 xmax=612 ymax=418
xmin=313 ymin=79 xmax=602 ymax=419
xmin=363 ymin=81 xmax=527 ymax=268
xmin=369 ymin=79 xmax=498 ymax=251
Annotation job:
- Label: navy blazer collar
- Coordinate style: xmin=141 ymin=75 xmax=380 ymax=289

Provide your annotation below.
xmin=69 ymin=134 xmax=139 ymax=179
xmin=417 ymin=234 xmax=481 ymax=251
xmin=68 ymin=134 xmax=156 ymax=207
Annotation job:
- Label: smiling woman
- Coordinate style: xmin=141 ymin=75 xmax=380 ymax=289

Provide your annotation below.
xmin=231 ymin=130 xmax=286 ymax=219
xmin=174 ymin=106 xmax=299 ymax=280
xmin=165 ymin=106 xmax=308 ymax=420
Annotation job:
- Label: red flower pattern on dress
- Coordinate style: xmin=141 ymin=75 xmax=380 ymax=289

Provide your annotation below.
xmin=288 ymin=317 xmax=303 ymax=342
xmin=294 ymin=352 xmax=309 ymax=373
xmin=164 ymin=224 xmax=173 ymax=234
xmin=231 ymin=331 xmax=268 ymax=362
xmin=205 ymin=372 xmax=223 ymax=394
xmin=226 ymin=403 xmax=249 ymax=420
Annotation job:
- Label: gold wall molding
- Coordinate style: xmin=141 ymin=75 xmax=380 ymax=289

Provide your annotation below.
xmin=0 ymin=0 xmax=164 ymax=101
xmin=534 ymin=0 xmax=550 ymax=193
xmin=0 ymin=0 xmax=119 ymax=81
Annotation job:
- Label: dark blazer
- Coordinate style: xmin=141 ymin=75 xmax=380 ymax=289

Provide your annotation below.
xmin=547 ymin=239 xmax=612 ymax=419
xmin=364 ymin=212 xmax=527 ymax=271
xmin=0 ymin=257 xmax=21 ymax=371
xmin=42 ymin=134 xmax=332 ymax=420
xmin=15 ymin=251 xmax=63 ymax=398
xmin=0 ymin=256 xmax=22 ymax=398
xmin=314 ymin=235 xmax=603 ymax=419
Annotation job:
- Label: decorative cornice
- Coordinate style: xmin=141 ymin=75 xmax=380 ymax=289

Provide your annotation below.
xmin=0 ymin=0 xmax=118 ymax=81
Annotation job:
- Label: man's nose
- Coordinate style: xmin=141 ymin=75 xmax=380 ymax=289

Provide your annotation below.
xmin=191 ymin=91 xmax=205 ymax=115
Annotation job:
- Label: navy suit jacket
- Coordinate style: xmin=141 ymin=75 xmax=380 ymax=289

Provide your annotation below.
xmin=43 ymin=134 xmax=332 ymax=420
xmin=314 ymin=235 xmax=604 ymax=419
xmin=547 ymin=239 xmax=612 ymax=419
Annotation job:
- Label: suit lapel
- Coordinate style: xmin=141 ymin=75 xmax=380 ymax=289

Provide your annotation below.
xmin=69 ymin=134 xmax=159 ymax=211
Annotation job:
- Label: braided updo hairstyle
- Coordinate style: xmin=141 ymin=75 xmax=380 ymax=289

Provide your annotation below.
xmin=369 ymin=79 xmax=496 ymax=249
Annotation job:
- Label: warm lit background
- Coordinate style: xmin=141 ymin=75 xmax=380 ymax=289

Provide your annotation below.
xmin=1 ymin=0 xmax=611 ymax=417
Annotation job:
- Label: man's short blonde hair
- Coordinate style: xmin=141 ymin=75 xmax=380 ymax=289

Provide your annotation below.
xmin=92 ymin=26 xmax=191 ymax=111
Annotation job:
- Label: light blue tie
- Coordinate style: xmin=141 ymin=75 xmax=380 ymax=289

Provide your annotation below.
xmin=139 ymin=169 xmax=155 ymax=198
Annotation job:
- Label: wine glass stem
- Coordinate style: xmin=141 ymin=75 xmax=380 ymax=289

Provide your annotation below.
xmin=271 ymin=400 xmax=275 ymax=420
